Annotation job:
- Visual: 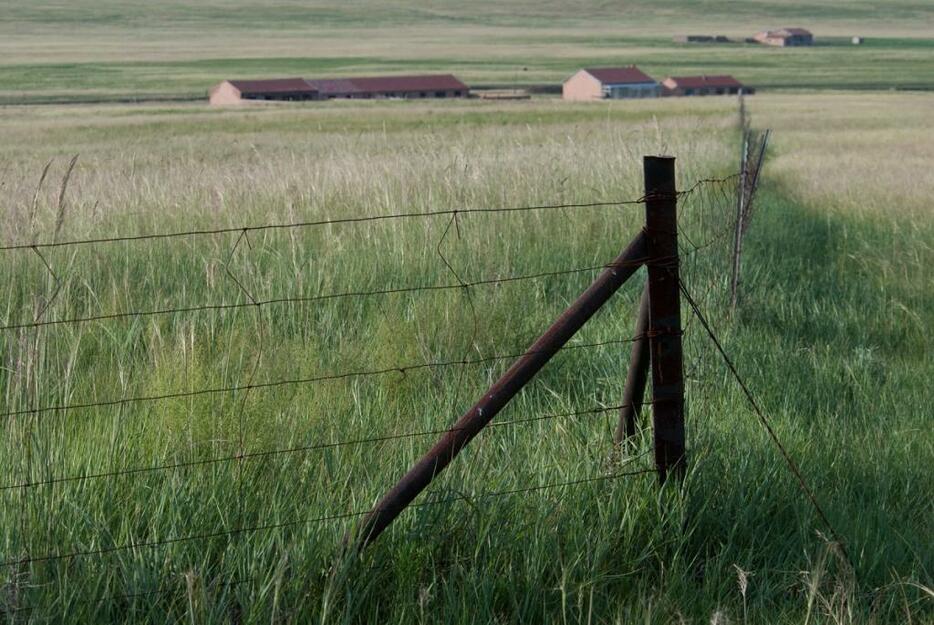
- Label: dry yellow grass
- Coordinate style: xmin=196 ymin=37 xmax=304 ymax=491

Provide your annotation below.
xmin=0 ymin=97 xmax=736 ymax=243
xmin=751 ymin=92 xmax=934 ymax=217
xmin=4 ymin=92 xmax=931 ymax=241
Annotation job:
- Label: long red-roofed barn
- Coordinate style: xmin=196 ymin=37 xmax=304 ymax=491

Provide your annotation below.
xmin=209 ymin=74 xmax=469 ymax=105
xmin=310 ymin=74 xmax=469 ymax=99
xmin=562 ymin=66 xmax=660 ymax=101
xmin=661 ymin=75 xmax=749 ymax=97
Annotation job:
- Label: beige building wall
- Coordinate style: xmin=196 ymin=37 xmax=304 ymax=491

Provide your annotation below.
xmin=661 ymin=78 xmax=679 ymax=94
xmin=209 ymin=81 xmax=243 ymax=106
xmin=562 ymin=70 xmax=602 ymax=101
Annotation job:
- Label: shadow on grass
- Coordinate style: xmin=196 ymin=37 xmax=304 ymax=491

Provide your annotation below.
xmin=682 ymin=182 xmax=931 ymax=607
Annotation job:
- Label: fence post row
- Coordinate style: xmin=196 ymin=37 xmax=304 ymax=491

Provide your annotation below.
xmin=731 ymin=129 xmax=770 ymax=310
xmin=731 ymin=136 xmax=750 ymax=310
xmin=742 ymin=129 xmax=770 ymax=235
xmin=347 ymin=156 xmax=685 ymax=550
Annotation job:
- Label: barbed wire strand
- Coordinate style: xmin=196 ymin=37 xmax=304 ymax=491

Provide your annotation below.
xmin=222 ymin=229 xmax=265 ymax=548
xmin=0 ymin=258 xmax=663 ymax=333
xmin=0 ymin=200 xmax=640 ymax=253
xmin=0 ymin=176 xmax=737 ymax=253
xmin=2 ymin=402 xmax=655 ymax=492
xmin=0 ymin=333 xmax=650 ymax=420
xmin=677 ymin=277 xmax=851 ymax=565
xmin=436 ymin=209 xmax=482 ymax=445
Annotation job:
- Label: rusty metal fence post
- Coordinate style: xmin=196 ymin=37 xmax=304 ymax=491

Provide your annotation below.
xmin=643 ymin=156 xmax=686 ymax=482
xmin=345 ymin=155 xmax=689 ymax=551
xmin=730 ymin=129 xmax=771 ymax=310
xmin=615 ymin=284 xmax=650 ymax=444
xmin=731 ymin=135 xmax=750 ymax=310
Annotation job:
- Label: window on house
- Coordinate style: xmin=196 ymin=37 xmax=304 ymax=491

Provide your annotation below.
xmin=435 ymin=91 xmax=446 ymax=97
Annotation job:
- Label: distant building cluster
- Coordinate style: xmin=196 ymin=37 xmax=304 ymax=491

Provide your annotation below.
xmin=562 ymin=66 xmax=748 ymax=101
xmin=673 ymin=35 xmax=730 ymax=44
xmin=210 ymin=74 xmax=469 ymax=105
xmin=753 ymin=27 xmax=814 ymax=47
xmin=208 ymin=28 xmax=807 ymax=106
xmin=674 ymin=27 xmax=814 ymax=47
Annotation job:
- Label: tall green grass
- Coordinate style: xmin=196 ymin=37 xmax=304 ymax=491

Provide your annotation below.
xmin=0 ymin=99 xmax=930 ymax=623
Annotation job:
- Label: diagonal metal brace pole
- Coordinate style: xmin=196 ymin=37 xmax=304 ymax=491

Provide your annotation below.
xmin=615 ymin=283 xmax=651 ymax=444
xmin=347 ymin=232 xmax=648 ymax=550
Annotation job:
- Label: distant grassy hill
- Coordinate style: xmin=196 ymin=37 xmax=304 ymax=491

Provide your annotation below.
xmin=4 ymin=0 xmax=933 ymax=32
xmin=1 ymin=0 xmax=933 ymax=103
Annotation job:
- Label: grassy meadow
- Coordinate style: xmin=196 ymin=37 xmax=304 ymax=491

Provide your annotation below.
xmin=0 ymin=92 xmax=932 ymax=623
xmin=1 ymin=1 xmax=933 ymax=622
xmin=2 ymin=0 xmax=934 ymax=103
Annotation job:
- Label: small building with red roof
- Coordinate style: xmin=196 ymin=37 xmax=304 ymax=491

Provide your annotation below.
xmin=562 ymin=66 xmax=660 ymax=101
xmin=661 ymin=75 xmax=748 ymax=97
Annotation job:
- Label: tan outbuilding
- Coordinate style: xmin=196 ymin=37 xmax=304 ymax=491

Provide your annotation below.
xmin=753 ymin=28 xmax=814 ymax=47
xmin=562 ymin=66 xmax=660 ymax=101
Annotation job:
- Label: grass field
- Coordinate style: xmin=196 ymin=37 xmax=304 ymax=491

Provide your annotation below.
xmin=2 ymin=1 xmax=934 ymax=102
xmin=1 ymin=2 xmax=933 ymax=622
xmin=0 ymin=91 xmax=932 ymax=623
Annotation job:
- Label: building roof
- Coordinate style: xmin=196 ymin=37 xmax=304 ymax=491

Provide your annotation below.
xmin=759 ymin=27 xmax=812 ymax=38
xmin=664 ymin=75 xmax=744 ymax=89
xmin=349 ymin=74 xmax=468 ymax=93
xmin=222 ymin=74 xmax=468 ymax=98
xmin=307 ymin=74 xmax=468 ymax=96
xmin=228 ymin=78 xmax=317 ymax=95
xmin=583 ymin=66 xmax=656 ymax=85
xmin=304 ymin=79 xmax=361 ymax=95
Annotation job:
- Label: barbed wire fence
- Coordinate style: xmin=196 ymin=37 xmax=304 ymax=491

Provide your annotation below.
xmin=732 ymin=94 xmax=772 ymax=310
xmin=0 ymin=159 xmax=844 ymax=620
